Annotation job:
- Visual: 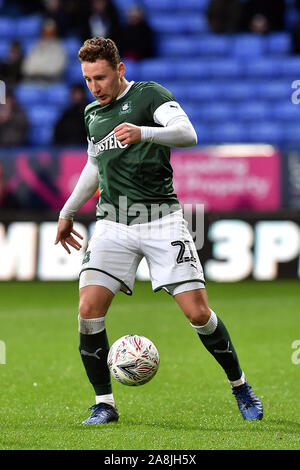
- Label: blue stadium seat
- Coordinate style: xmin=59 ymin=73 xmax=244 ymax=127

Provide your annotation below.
xmin=189 ymin=82 xmax=222 ymax=101
xmin=162 ymin=82 xmax=191 ymax=102
xmin=26 ymin=105 xmax=61 ymax=126
xmin=234 ymin=102 xmax=271 ymax=121
xmin=193 ymin=103 xmax=235 ymax=122
xmin=123 ymin=60 xmax=139 ymax=81
xmin=281 ymin=122 xmax=300 ymax=144
xmin=16 ymin=15 xmax=42 ymax=38
xmin=207 ymin=58 xmax=243 ymax=78
xmin=222 ymin=81 xmax=257 ymax=101
xmin=271 ymin=101 xmax=300 ymax=121
xmin=158 ymin=36 xmax=199 ymax=57
xmin=28 ymin=125 xmax=54 ymax=146
xmin=15 ymin=84 xmax=44 ymax=105
xmin=247 ymin=121 xmax=283 ymax=144
xmin=243 ymin=57 xmax=284 ymax=78
xmin=256 ymin=80 xmax=292 ymax=100
xmin=142 ymin=0 xmax=209 ymax=13
xmin=233 ymin=34 xmax=266 ymax=58
xmin=170 ymin=60 xmax=210 ymax=79
xmin=138 ymin=59 xmax=177 ymax=81
xmin=63 ymin=37 xmax=81 ymax=58
xmin=65 ymin=62 xmax=85 ymax=84
xmin=281 ymin=57 xmax=300 ymax=76
xmin=44 ymin=84 xmax=70 ymax=107
xmin=149 ymin=13 xmax=209 ymax=34
xmin=267 ymin=32 xmax=291 ymax=55
xmin=193 ymin=34 xmax=232 ymax=57
xmin=0 ymin=17 xmax=15 ymax=38
xmin=208 ymin=122 xmax=249 ymax=143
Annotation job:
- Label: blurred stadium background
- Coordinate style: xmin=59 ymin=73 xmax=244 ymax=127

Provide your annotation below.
xmin=0 ymin=0 xmax=299 ymax=283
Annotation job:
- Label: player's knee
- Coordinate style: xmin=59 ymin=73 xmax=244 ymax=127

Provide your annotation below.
xmin=79 ymin=298 xmax=106 ymax=319
xmin=188 ymin=305 xmax=211 ymax=326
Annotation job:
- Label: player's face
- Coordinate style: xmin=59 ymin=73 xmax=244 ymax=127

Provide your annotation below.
xmin=82 ymin=59 xmax=126 ymax=106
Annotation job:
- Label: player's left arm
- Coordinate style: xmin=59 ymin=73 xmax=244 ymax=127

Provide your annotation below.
xmin=114 ymin=101 xmax=197 ymax=148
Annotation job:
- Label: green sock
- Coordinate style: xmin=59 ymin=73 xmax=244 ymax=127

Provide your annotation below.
xmin=193 ymin=310 xmax=243 ymax=382
xmin=78 ymin=317 xmax=112 ymax=396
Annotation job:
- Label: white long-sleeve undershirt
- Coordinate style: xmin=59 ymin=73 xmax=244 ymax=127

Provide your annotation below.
xmin=59 ymin=156 xmax=99 ymax=220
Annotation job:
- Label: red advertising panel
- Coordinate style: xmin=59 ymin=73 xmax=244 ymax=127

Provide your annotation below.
xmin=172 ymin=144 xmax=281 ymax=211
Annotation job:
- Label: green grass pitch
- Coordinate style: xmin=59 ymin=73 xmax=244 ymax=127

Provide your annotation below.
xmin=0 ymin=279 xmax=299 ymax=450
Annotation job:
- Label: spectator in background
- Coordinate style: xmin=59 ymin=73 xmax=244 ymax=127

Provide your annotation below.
xmin=22 ymin=18 xmax=67 ymax=82
xmin=42 ymin=0 xmax=90 ymax=40
xmin=120 ymin=5 xmax=155 ymax=61
xmin=291 ymin=0 xmax=300 ymax=54
xmin=54 ymin=84 xmax=89 ymax=145
xmin=207 ymin=0 xmax=242 ymax=33
xmin=88 ymin=0 xmax=122 ymax=47
xmin=0 ymin=89 xmax=28 ymax=147
xmin=238 ymin=0 xmax=286 ymax=33
xmin=0 ymin=40 xmax=23 ymax=85
xmin=42 ymin=0 xmax=69 ymax=38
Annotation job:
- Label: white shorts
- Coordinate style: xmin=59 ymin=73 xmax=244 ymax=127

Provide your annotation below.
xmin=79 ymin=210 xmax=205 ymax=296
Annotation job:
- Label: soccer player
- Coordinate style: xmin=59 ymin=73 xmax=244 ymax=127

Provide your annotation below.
xmin=55 ymin=37 xmax=263 ymax=424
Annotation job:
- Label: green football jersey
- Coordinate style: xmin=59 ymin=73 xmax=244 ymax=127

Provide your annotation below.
xmin=84 ymin=81 xmax=181 ymax=224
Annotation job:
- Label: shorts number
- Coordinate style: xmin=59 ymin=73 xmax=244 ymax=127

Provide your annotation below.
xmin=171 ymin=240 xmax=197 ymax=264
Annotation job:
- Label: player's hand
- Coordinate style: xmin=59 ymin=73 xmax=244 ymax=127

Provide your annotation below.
xmin=54 ymin=218 xmax=83 ymax=254
xmin=114 ymin=122 xmax=141 ymax=145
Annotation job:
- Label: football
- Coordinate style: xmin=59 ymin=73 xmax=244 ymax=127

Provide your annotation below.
xmin=107 ymin=335 xmax=160 ymax=386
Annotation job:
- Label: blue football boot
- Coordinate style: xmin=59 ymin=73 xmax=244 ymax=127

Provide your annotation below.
xmin=82 ymin=403 xmax=119 ymax=424
xmin=232 ymin=381 xmax=263 ymax=421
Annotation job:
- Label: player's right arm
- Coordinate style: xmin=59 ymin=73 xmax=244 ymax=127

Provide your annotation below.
xmin=55 ymin=150 xmax=99 ymax=253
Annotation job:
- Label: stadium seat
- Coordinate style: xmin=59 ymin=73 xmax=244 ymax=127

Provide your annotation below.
xmin=247 ymin=121 xmax=284 ymax=145
xmin=256 ymin=80 xmax=292 ymax=100
xmin=158 ymin=36 xmax=200 ymax=57
xmin=208 ymin=122 xmax=249 ymax=143
xmin=206 ymin=58 xmax=243 ymax=78
xmin=15 ymin=84 xmax=44 ymax=106
xmin=281 ymin=122 xmax=300 ymax=145
xmin=243 ymin=57 xmax=284 ymax=79
xmin=271 ymin=101 xmax=300 ymax=121
xmin=221 ymin=81 xmax=258 ymax=101
xmin=0 ymin=17 xmax=15 ymax=38
xmin=280 ymin=56 xmax=300 ymax=76
xmin=26 ymin=105 xmax=61 ymax=126
xmin=233 ymin=34 xmax=266 ymax=58
xmin=65 ymin=62 xmax=85 ymax=84
xmin=193 ymin=34 xmax=232 ymax=57
xmin=63 ymin=37 xmax=82 ymax=59
xmin=193 ymin=103 xmax=235 ymax=122
xmin=169 ymin=60 xmax=210 ymax=80
xmin=28 ymin=125 xmax=54 ymax=146
xmin=138 ymin=59 xmax=177 ymax=81
xmin=149 ymin=13 xmax=209 ymax=34
xmin=142 ymin=0 xmax=209 ymax=13
xmin=267 ymin=32 xmax=291 ymax=55
xmin=234 ymin=102 xmax=271 ymax=121
xmin=44 ymin=84 xmax=70 ymax=107
xmin=15 ymin=15 xmax=42 ymax=38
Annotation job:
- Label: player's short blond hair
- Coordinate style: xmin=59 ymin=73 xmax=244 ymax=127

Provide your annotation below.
xmin=78 ymin=37 xmax=120 ymax=69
